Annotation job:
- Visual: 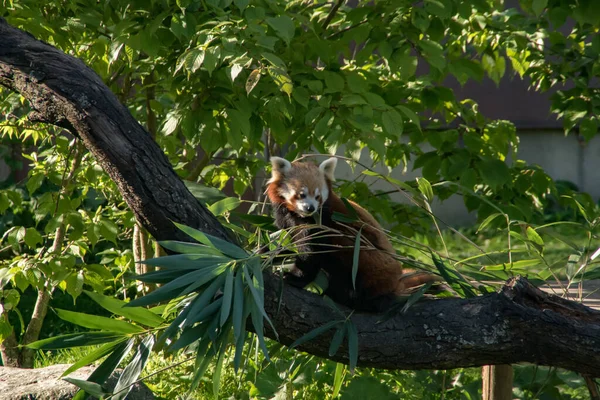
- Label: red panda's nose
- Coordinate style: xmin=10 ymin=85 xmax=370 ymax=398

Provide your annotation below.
xmin=306 ymin=204 xmax=315 ymax=213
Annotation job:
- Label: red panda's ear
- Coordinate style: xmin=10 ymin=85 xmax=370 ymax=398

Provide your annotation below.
xmin=319 ymin=157 xmax=337 ymax=181
xmin=269 ymin=157 xmax=292 ymax=180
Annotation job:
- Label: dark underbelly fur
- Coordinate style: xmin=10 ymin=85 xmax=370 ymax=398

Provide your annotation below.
xmin=272 ymin=203 xmax=395 ymax=311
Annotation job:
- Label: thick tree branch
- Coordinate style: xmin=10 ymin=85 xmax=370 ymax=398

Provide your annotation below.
xmin=1 ymin=17 xmax=600 ymax=377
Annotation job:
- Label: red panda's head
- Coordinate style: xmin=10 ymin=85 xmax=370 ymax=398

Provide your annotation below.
xmin=266 ymin=156 xmax=337 ymax=217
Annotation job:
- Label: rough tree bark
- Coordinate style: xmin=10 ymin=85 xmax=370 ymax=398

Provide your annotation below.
xmin=2 ymin=17 xmax=600 ymax=376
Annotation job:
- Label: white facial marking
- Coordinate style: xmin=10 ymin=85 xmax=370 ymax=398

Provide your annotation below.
xmin=295 ymin=186 xmax=320 ymax=216
xmin=321 ymin=185 xmax=329 ymax=203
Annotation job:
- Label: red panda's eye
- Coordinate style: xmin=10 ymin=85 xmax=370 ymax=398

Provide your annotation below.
xmin=316 ymin=195 xmax=321 ymax=200
xmin=298 ymin=193 xmax=306 ymax=199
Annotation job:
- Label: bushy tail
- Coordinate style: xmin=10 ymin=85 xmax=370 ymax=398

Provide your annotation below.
xmin=395 ymin=269 xmax=443 ymax=295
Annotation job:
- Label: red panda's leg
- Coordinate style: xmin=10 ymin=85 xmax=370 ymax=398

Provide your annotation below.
xmin=283 ymin=255 xmax=322 ymax=288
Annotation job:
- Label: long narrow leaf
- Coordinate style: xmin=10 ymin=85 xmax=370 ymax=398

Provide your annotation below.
xmin=71 ymin=338 xmax=135 ymax=400
xmin=168 ymin=324 xmax=208 ymax=352
xmin=352 ymin=228 xmax=362 ymax=290
xmin=128 ymin=267 xmax=218 ymax=308
xmin=61 ymin=338 xmax=129 ymax=377
xmin=401 ymin=282 xmax=433 ymax=313
xmin=220 ymin=268 xmax=234 ymax=327
xmin=244 ymin=264 xmax=276 ymax=339
xmin=212 ymin=337 xmax=228 ymax=399
xmin=232 ymin=269 xmax=245 ymax=340
xmin=63 ymin=378 xmax=107 ymax=398
xmin=250 ymin=300 xmax=269 ymax=361
xmin=139 ymin=254 xmax=230 ymax=269
xmin=183 ymin=274 xmax=226 ymax=327
xmin=346 ymin=322 xmax=358 ymax=373
xmin=158 ymin=240 xmax=224 ymax=256
xmin=329 ymin=325 xmax=346 ymax=356
xmin=27 ymin=332 xmax=125 ymax=350
xmin=174 ymin=222 xmax=248 ymax=259
xmin=332 ymin=363 xmax=346 ymax=398
xmin=111 ymin=335 xmax=155 ymax=400
xmin=290 ymin=320 xmax=340 ymax=349
xmin=55 ymin=309 xmax=144 ymax=334
xmin=432 ymin=254 xmax=477 ymax=298
xmin=84 ymin=291 xmax=164 ymax=328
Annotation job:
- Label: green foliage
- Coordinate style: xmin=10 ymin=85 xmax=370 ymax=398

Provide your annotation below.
xmin=2 ymin=0 xmax=600 ymax=398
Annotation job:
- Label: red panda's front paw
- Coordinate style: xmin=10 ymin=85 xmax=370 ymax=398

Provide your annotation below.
xmin=288 ymin=264 xmax=304 ymax=278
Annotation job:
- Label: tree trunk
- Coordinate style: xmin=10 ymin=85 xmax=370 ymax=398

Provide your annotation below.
xmin=2 ymin=17 xmax=600 ymax=376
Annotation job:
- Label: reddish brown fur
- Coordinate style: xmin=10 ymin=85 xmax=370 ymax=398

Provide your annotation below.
xmin=267 ymin=159 xmax=437 ymax=310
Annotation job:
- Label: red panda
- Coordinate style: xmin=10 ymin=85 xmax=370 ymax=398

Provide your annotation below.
xmin=266 ymin=156 xmax=436 ymax=312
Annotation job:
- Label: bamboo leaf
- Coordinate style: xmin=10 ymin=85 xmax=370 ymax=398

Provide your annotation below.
xmin=352 ymin=228 xmax=362 ymax=290
xmin=174 ymin=222 xmax=248 ymax=259
xmin=71 ymin=338 xmax=135 ymax=400
xmin=27 ymin=332 xmax=126 ymax=350
xmin=290 ymin=320 xmax=340 ymax=349
xmin=61 ymin=338 xmax=129 ymax=377
xmin=220 ymin=268 xmax=234 ymax=327
xmin=328 ymin=325 xmax=346 ymax=356
xmin=55 ymin=309 xmax=144 ymax=334
xmin=346 ymin=322 xmax=359 ymax=373
xmin=111 ymin=335 xmax=155 ymax=400
xmin=83 ymin=291 xmax=164 ymax=328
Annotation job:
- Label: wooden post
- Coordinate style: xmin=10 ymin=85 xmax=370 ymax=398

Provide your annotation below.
xmin=482 ymin=365 xmax=513 ymax=400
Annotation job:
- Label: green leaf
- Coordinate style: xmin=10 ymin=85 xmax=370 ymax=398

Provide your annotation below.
xmin=62 ymin=338 xmax=129 ymax=377
xmin=416 ymin=177 xmax=434 ymax=202
xmin=401 ymin=282 xmax=433 ymax=313
xmin=27 ymin=332 xmax=126 ymax=350
xmin=155 ymin=242 xmax=224 ymax=257
xmin=329 ymin=326 xmax=346 ymax=356
xmin=290 ymin=320 xmax=340 ymax=348
xmin=381 ymin=109 xmax=404 ymax=137
xmin=476 ymin=212 xmax=503 ymax=233
xmin=268 ymin=66 xmax=293 ymax=97
xmin=526 ymin=226 xmax=544 ymax=246
xmin=55 ymin=309 xmax=144 ymax=334
xmin=84 ymin=291 xmax=164 ymax=328
xmin=419 ymin=39 xmax=446 ymax=70
xmin=425 ymin=0 xmax=451 ymax=19
xmin=580 ymin=118 xmax=598 ymax=141
xmin=432 ymin=255 xmax=477 ymax=298
xmin=209 ymin=197 xmax=242 ymax=216
xmin=232 ymin=269 xmax=245 ymax=340
xmin=351 ymin=228 xmax=362 ymax=290
xmin=397 ymin=105 xmax=421 ymax=130
xmin=203 ymin=46 xmax=221 ymax=77
xmin=323 ymin=72 xmax=345 ymax=93
xmin=266 ymin=16 xmax=295 ymax=45
xmin=332 ymin=363 xmax=346 ymax=398
xmin=63 ymin=378 xmax=107 ymax=398
xmin=188 ymin=48 xmax=205 ymax=73
xmin=26 ymin=173 xmax=44 ymax=195
xmin=478 ymin=159 xmax=510 ymax=189
xmin=173 ymin=222 xmax=248 ymax=259
xmin=220 ymin=269 xmax=234 ymax=327
xmin=24 ymin=228 xmax=43 ymax=248
xmin=183 ymin=273 xmax=227 ymax=327
xmin=71 ymin=338 xmax=134 ymax=400
xmin=111 ymin=335 xmax=154 ymax=400
xmin=411 ymin=7 xmax=430 ymax=32
xmin=532 ymin=0 xmax=547 ymax=16
xmin=346 ymin=322 xmax=358 ymax=373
